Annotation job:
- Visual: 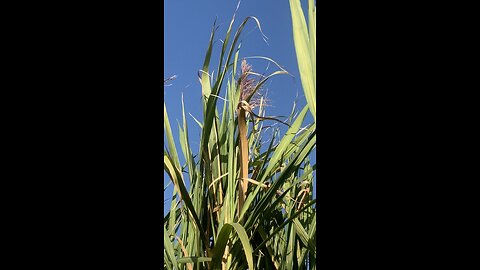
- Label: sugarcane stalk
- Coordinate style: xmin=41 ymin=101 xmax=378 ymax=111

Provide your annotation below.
xmin=237 ymin=104 xmax=249 ymax=216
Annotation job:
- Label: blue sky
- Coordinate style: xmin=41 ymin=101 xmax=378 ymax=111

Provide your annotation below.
xmin=164 ymin=0 xmax=315 ymax=215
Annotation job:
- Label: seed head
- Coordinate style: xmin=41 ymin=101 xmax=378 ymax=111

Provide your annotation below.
xmin=239 ymin=60 xmax=256 ymax=101
xmin=238 ymin=60 xmax=268 ymax=110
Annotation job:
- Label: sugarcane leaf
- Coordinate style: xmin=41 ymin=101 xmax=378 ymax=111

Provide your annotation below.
xmin=211 ymin=223 xmax=254 ymax=270
xmin=289 ymin=0 xmax=316 ymax=123
xmin=164 ymin=226 xmax=178 ymax=270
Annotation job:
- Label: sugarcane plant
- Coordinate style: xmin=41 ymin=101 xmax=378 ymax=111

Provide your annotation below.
xmin=164 ymin=1 xmax=316 ymax=269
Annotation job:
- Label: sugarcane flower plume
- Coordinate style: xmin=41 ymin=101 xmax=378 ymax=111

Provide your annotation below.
xmin=239 ymin=59 xmax=265 ymax=109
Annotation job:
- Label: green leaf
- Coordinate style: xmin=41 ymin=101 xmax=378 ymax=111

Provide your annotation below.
xmin=253 ymin=200 xmax=316 ymax=254
xmin=211 ymin=223 xmax=255 ymax=270
xmin=289 ymin=0 xmax=316 ymax=123
xmin=261 ymin=105 xmax=309 ymax=182
xmin=164 ymin=103 xmax=181 ymax=168
xmin=164 ymin=154 xmax=210 ymax=251
xmin=177 ymin=257 xmax=212 ymax=264
xmin=200 ymin=20 xmax=217 ymax=98
xmin=164 ymin=226 xmax=178 ymax=270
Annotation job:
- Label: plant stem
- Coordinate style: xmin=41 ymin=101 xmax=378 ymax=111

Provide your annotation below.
xmin=237 ymin=106 xmax=249 ymax=218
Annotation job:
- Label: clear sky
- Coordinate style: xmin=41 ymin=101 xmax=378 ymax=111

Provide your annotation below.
xmin=164 ymin=0 xmax=315 ymax=216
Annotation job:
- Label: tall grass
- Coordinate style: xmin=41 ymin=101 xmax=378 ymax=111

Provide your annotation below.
xmin=164 ymin=1 xmax=316 ymax=269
